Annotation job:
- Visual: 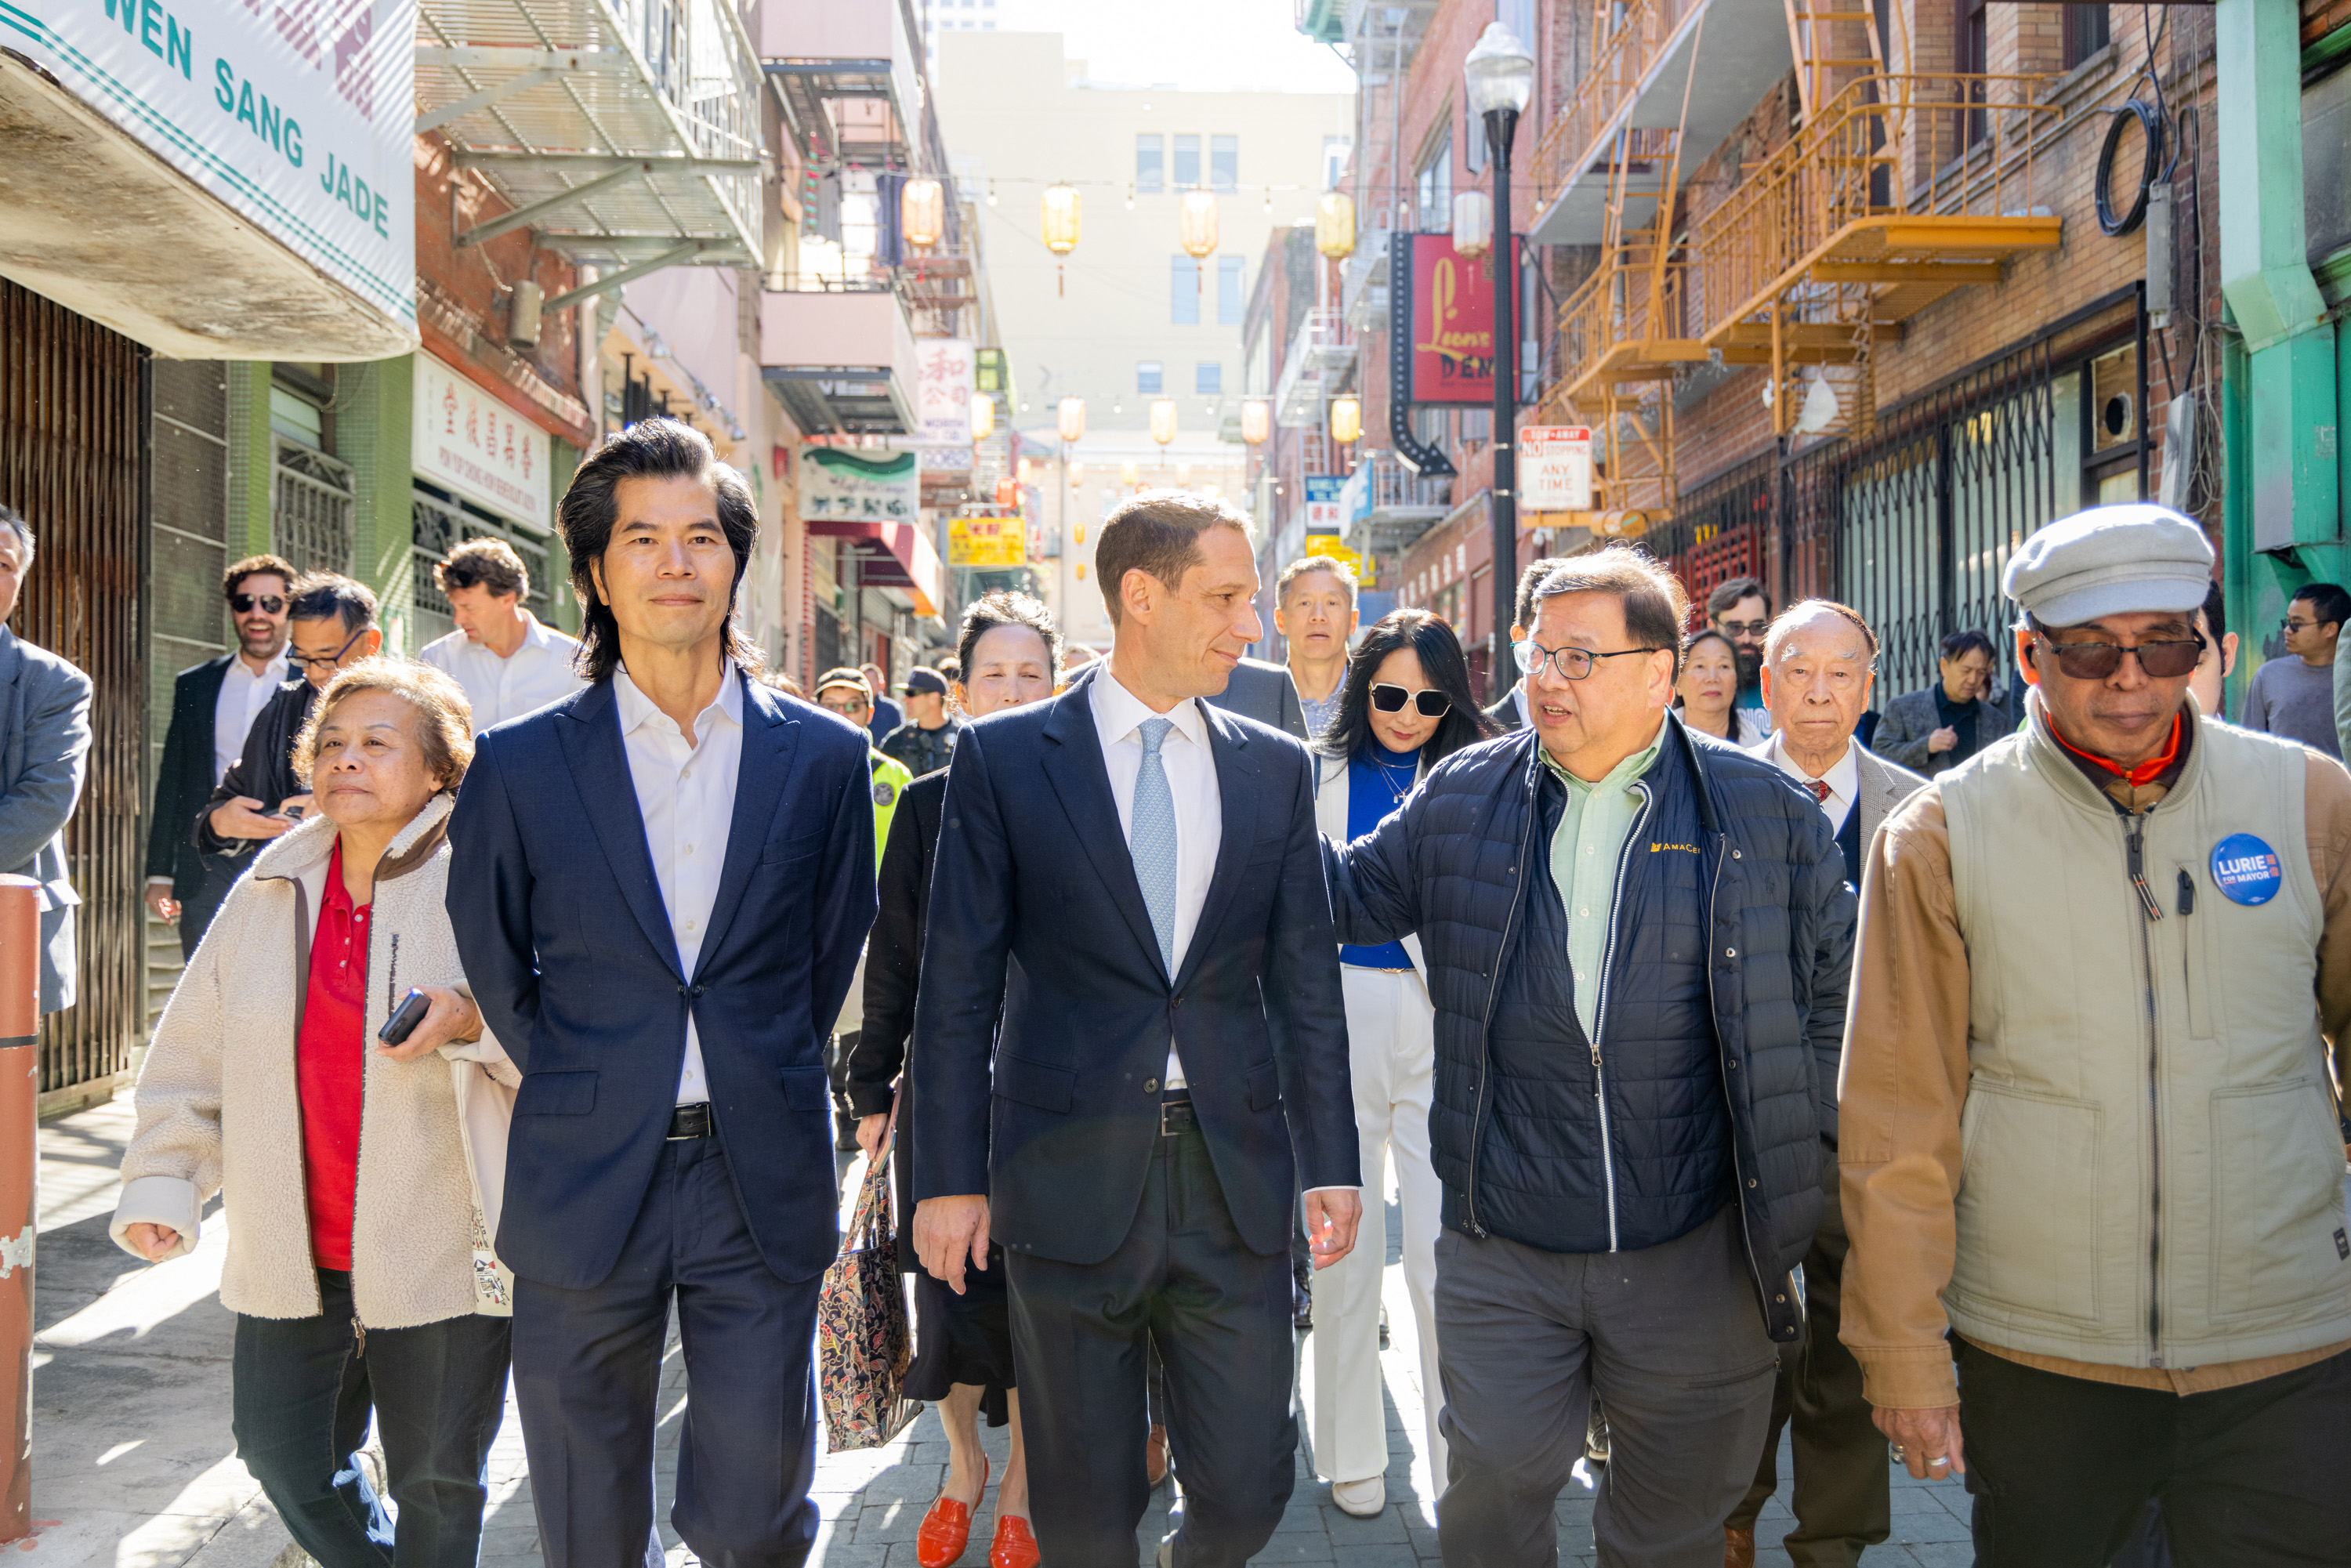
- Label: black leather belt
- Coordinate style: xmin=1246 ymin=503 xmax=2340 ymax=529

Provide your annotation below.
xmin=1160 ymin=1092 xmax=1197 ymax=1137
xmin=668 ymin=1103 xmax=713 ymax=1140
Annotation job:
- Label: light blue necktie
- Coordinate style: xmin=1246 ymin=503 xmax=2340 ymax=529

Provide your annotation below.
xmin=1132 ymin=716 xmax=1179 ymax=977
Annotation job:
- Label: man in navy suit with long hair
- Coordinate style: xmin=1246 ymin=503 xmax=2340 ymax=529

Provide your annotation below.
xmin=447 ymin=418 xmax=875 ymax=1567
xmin=911 ymin=491 xmax=1362 ymax=1568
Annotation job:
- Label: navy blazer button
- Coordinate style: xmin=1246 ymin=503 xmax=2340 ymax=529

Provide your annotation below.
xmin=1144 ymin=1077 xmax=1159 ymax=1094
xmin=676 ymin=984 xmax=688 ymax=996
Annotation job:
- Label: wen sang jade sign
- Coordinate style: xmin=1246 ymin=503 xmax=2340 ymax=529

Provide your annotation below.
xmin=2 ymin=0 xmax=418 ymax=331
xmin=1402 ymin=233 xmax=1515 ymax=406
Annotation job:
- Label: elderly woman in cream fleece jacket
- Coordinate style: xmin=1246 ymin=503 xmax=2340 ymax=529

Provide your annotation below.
xmin=112 ymin=659 xmax=516 ymax=1568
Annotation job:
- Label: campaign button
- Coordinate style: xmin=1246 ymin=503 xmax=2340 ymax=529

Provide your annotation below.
xmin=2210 ymin=833 xmax=2284 ymax=906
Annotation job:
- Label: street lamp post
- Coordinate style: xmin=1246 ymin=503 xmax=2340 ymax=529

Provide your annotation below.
xmin=1465 ymin=23 xmax=1534 ymax=700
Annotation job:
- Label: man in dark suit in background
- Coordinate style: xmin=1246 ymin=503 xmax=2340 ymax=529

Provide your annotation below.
xmin=143 ymin=553 xmax=292 ymax=958
xmin=0 ymin=505 xmax=92 ymax=1016
xmin=912 ymin=492 xmax=1360 ymax=1568
xmin=448 ymin=420 xmax=875 ymax=1567
xmin=1207 ymin=653 xmax=1308 ymax=739
xmin=1483 ymin=558 xmax=1568 ymax=731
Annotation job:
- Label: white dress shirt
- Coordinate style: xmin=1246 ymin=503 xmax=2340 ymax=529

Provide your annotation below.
xmin=1089 ymin=664 xmax=1221 ymax=1091
xmin=1761 ymin=730 xmax=1860 ymax=835
xmin=418 ymin=610 xmax=588 ymax=733
xmin=215 ymin=650 xmax=290 ymax=782
xmin=613 ymin=663 xmax=744 ymax=1106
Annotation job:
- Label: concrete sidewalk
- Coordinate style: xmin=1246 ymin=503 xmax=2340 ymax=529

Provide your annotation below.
xmin=32 ymin=1100 xmax=1970 ymax=1565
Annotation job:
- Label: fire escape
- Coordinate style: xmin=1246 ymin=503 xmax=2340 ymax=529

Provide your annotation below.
xmin=1531 ymin=0 xmax=2064 ymax=534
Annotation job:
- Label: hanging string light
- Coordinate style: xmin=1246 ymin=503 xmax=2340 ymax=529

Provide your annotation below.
xmin=1041 ymin=183 xmax=1080 ymax=297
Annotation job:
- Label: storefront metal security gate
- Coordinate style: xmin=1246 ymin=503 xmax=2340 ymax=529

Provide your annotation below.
xmin=0 ymin=280 xmax=145 ymax=1101
xmin=1656 ymin=340 xmax=2059 ymax=705
xmin=410 ymin=487 xmax=554 ymax=648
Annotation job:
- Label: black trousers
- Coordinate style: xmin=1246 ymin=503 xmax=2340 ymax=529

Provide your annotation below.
xmin=512 ymin=1136 xmax=824 ymax=1568
xmin=1957 ymin=1338 xmax=2351 ymax=1567
xmin=176 ymin=856 xmax=241 ymax=961
xmin=231 ymin=1269 xmax=510 ymax=1568
xmin=1005 ymin=1121 xmax=1296 ymax=1568
xmin=1724 ymin=1156 xmax=1887 ymax=1566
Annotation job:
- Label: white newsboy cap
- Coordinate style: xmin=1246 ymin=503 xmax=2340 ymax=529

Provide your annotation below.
xmin=2002 ymin=504 xmax=2215 ymax=627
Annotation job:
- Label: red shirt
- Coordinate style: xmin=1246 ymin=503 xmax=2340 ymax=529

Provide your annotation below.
xmin=296 ymin=842 xmax=370 ymax=1273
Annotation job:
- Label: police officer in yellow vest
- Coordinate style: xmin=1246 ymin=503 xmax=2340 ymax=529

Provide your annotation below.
xmin=1840 ymin=504 xmax=2351 ymax=1565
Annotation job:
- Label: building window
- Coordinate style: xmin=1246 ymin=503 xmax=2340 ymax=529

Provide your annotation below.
xmin=1172 ymin=258 xmax=1201 ymax=324
xmin=1137 ymin=134 xmax=1164 ymax=194
xmin=1138 ymin=360 xmax=1165 ymax=395
xmin=1217 ymin=256 xmax=1244 ymax=325
xmin=1196 ymin=362 xmax=1223 ymax=395
xmin=1415 ymin=124 xmax=1453 ymax=231
xmin=1173 ymin=133 xmax=1201 ymax=189
xmin=1210 ymin=134 xmax=1238 ymax=192
xmin=1322 ymin=136 xmax=1352 ymax=192
xmin=1957 ymin=0 xmax=1988 ymax=145
xmin=2063 ymin=4 xmax=2109 ymax=67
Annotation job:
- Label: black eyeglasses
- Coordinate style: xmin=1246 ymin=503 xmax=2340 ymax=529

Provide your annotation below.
xmin=2037 ymin=633 xmax=2206 ymax=681
xmin=287 ymin=627 xmax=366 ymax=672
xmin=1714 ymin=618 xmax=1770 ymax=638
xmin=230 ymin=593 xmax=286 ymax=614
xmin=1371 ymin=683 xmax=1451 ymax=718
xmin=1515 ymin=639 xmax=1667 ymax=682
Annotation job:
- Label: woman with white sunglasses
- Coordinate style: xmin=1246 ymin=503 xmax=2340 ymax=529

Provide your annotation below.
xmin=1304 ymin=608 xmax=1498 ymax=1516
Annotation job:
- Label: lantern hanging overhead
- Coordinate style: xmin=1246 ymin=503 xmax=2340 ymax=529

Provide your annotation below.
xmin=1241 ymin=399 xmax=1272 ymax=445
xmin=1452 ymin=190 xmax=1494 ymax=258
xmin=1041 ymin=182 xmax=1081 ymax=296
xmin=1121 ymin=459 xmax=1140 ymax=486
xmin=1179 ymin=190 xmax=1219 ymax=259
xmin=970 ymin=397 xmax=995 ymax=440
xmin=1149 ymin=399 xmax=1179 ymax=447
xmin=901 ymin=177 xmax=945 ymax=248
xmin=1056 ymin=397 xmax=1086 ymax=444
xmin=994 ymin=476 xmax=1019 ymax=507
xmin=1315 ymin=190 xmax=1356 ymax=259
xmin=1067 ymin=458 xmax=1085 ymax=486
xmin=1330 ymin=396 xmax=1363 ymax=446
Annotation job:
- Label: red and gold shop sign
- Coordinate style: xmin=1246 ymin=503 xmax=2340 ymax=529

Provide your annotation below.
xmin=1404 ymin=233 xmax=1515 ymax=405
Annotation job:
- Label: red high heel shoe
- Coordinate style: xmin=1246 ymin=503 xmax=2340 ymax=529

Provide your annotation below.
xmin=916 ymin=1454 xmax=989 ymax=1568
xmin=989 ymin=1514 xmax=1041 ymax=1568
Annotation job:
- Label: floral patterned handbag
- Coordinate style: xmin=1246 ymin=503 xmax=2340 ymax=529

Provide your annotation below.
xmin=817 ymin=1139 xmax=920 ymax=1452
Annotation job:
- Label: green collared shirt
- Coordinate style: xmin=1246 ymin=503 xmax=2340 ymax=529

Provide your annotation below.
xmin=1541 ymin=715 xmax=1669 ymax=1040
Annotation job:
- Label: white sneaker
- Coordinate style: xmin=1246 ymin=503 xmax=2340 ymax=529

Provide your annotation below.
xmin=1331 ymin=1476 xmax=1386 ymax=1517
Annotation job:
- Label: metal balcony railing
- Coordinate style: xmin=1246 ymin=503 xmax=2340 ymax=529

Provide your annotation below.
xmin=1273 ymin=308 xmax=1357 ymax=429
xmin=1690 ymin=74 xmax=2063 ymax=365
xmin=1547 ymin=237 xmax=1707 ymax=410
xmin=416 ymin=0 xmax=765 ymax=280
xmin=1531 ymin=0 xmax=1697 ymax=212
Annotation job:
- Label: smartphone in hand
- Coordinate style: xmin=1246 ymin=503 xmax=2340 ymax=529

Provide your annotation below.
xmin=379 ymin=988 xmax=432 ymax=1046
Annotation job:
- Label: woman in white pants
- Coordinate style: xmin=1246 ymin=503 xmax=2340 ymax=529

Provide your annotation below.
xmin=1306 ymin=609 xmax=1498 ymax=1517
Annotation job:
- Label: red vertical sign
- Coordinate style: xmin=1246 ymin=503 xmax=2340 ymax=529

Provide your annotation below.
xmin=1407 ymin=234 xmax=1509 ymax=405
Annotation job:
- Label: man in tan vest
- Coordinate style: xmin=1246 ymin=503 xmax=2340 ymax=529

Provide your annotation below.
xmin=1841 ymin=503 xmax=2351 ymax=1564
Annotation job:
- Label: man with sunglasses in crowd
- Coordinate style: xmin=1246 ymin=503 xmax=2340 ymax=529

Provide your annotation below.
xmin=1324 ymin=546 xmax=1853 ymax=1565
xmin=145 ymin=553 xmax=293 ymax=958
xmin=1841 ymin=504 xmax=2351 ymax=1564
xmin=198 ymin=574 xmax=382 ymax=860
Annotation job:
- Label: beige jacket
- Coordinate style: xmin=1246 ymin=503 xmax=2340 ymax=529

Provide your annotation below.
xmin=111 ymin=794 xmax=518 ymax=1328
xmin=1842 ymin=697 xmax=2351 ymax=1408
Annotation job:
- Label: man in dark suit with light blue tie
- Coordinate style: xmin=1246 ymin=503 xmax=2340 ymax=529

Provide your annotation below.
xmin=911 ymin=492 xmax=1362 ymax=1568
xmin=447 ymin=420 xmax=875 ymax=1568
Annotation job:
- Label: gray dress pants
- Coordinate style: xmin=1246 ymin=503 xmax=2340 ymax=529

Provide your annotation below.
xmin=1433 ymin=1202 xmax=1779 ymax=1568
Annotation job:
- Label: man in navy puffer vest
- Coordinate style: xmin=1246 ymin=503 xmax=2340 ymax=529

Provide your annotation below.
xmin=1325 ymin=548 xmax=1855 ymax=1567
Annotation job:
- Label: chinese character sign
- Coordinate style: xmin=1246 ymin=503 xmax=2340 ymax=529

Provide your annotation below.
xmin=1303 ymin=476 xmax=1346 ymax=535
xmin=412 ymin=355 xmax=550 ymax=528
xmin=799 ymin=447 xmax=919 ymax=523
xmin=915 ymin=339 xmax=975 ymax=450
xmin=1405 ymin=234 xmax=1512 ymax=405
xmin=947 ymin=515 xmax=1025 ymax=569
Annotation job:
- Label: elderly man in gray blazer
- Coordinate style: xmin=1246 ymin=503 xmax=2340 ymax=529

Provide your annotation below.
xmin=1723 ymin=598 xmax=1926 ymax=1568
xmin=0 ymin=507 xmax=93 ymax=1016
